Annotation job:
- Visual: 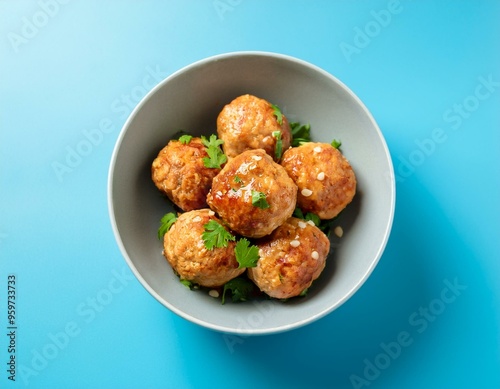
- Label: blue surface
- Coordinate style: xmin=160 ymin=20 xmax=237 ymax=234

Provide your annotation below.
xmin=1 ymin=1 xmax=499 ymax=388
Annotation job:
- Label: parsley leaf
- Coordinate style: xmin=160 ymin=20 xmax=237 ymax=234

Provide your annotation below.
xmin=305 ymin=212 xmax=321 ymax=227
xmin=201 ymin=134 xmax=224 ymax=149
xmin=222 ymin=277 xmax=257 ymax=304
xmin=299 ymin=288 xmax=308 ymax=297
xmin=204 ymin=146 xmax=227 ymax=169
xmin=180 ymin=279 xmax=194 ymax=289
xmin=251 ymin=190 xmax=270 ymax=209
xmin=293 ymin=208 xmax=337 ymax=234
xmin=294 ymin=208 xmax=320 ymax=226
xmin=158 ymin=212 xmax=177 ymax=240
xmin=233 ymin=175 xmax=242 ymax=184
xmin=270 ymin=103 xmax=283 ymax=125
xmin=272 ymin=130 xmax=283 ymax=160
xmin=235 ymin=238 xmax=259 ymax=268
xmin=292 ymin=207 xmax=305 ymax=219
xmin=331 ymin=139 xmax=342 ymax=149
xmin=202 ymin=220 xmax=235 ymax=250
xmin=290 ymin=122 xmax=311 ymax=146
xmin=179 ymin=134 xmax=193 ymax=144
xmin=201 ymin=134 xmax=227 ymax=169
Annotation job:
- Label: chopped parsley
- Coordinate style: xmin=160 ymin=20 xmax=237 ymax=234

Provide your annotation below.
xmin=293 ymin=208 xmax=338 ymax=234
xmin=290 ymin=122 xmax=311 ymax=146
xmin=202 ymin=220 xmax=235 ymax=250
xmin=272 ymin=130 xmax=283 ymax=160
xmin=235 ymin=238 xmax=259 ymax=269
xmin=180 ymin=279 xmax=194 ymax=289
xmin=178 ymin=134 xmax=193 ymax=144
xmin=331 ymin=139 xmax=342 ymax=149
xmin=222 ymin=276 xmax=257 ymax=304
xmin=270 ymin=103 xmax=283 ymax=125
xmin=251 ymin=190 xmax=270 ymax=209
xmin=305 ymin=212 xmax=321 ymax=228
xmin=157 ymin=212 xmax=177 ymax=240
xmin=299 ymin=288 xmax=309 ymax=297
xmin=201 ymin=134 xmax=227 ymax=169
xmin=233 ymin=175 xmax=242 ymax=184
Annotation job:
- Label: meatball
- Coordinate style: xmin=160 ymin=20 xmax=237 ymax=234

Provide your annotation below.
xmin=163 ymin=209 xmax=245 ymax=288
xmin=152 ymin=137 xmax=221 ymax=211
xmin=280 ymin=142 xmax=356 ymax=219
xmin=217 ymin=94 xmax=292 ymax=161
xmin=207 ymin=149 xmax=297 ymax=238
xmin=248 ymin=217 xmax=330 ymax=299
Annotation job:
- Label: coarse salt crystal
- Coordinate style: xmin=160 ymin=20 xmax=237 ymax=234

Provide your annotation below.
xmin=301 ymin=188 xmax=313 ymax=197
xmin=252 ymin=155 xmax=262 ymax=161
xmin=290 ymin=240 xmax=300 ymax=247
xmin=298 ymin=221 xmax=307 ymax=229
xmin=313 ymin=146 xmax=322 ymax=153
xmin=307 ymin=220 xmax=315 ymax=226
xmin=208 ymin=210 xmax=215 ymax=216
xmin=334 ymin=226 xmax=344 ymax=238
xmin=317 ymin=172 xmax=325 ymax=181
xmin=193 ymin=216 xmax=202 ymax=222
xmin=208 ymin=289 xmax=219 ymax=298
xmin=311 ymin=251 xmax=319 ymax=260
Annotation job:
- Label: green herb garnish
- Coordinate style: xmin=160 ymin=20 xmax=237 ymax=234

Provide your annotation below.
xmin=233 ymin=175 xmax=242 ymax=183
xmin=222 ymin=277 xmax=257 ymax=304
xmin=179 ymin=134 xmax=193 ymax=144
xmin=158 ymin=212 xmax=177 ymax=240
xmin=201 ymin=134 xmax=227 ymax=169
xmin=180 ymin=279 xmax=194 ymax=289
xmin=251 ymin=190 xmax=270 ymax=209
xmin=331 ymin=139 xmax=342 ymax=149
xmin=299 ymin=288 xmax=309 ymax=297
xmin=202 ymin=220 xmax=235 ymax=250
xmin=272 ymin=130 xmax=283 ymax=160
xmin=305 ymin=212 xmax=321 ymax=227
xmin=270 ymin=103 xmax=283 ymax=125
xmin=290 ymin=122 xmax=311 ymax=146
xmin=235 ymin=238 xmax=260 ymax=269
xmin=293 ymin=208 xmax=336 ymax=234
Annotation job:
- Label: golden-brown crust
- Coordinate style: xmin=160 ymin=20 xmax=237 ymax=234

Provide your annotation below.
xmin=207 ymin=149 xmax=297 ymax=238
xmin=163 ymin=209 xmax=244 ymax=287
xmin=280 ymin=142 xmax=356 ymax=219
xmin=217 ymin=94 xmax=292 ymax=161
xmin=248 ymin=217 xmax=330 ymax=299
xmin=151 ymin=138 xmax=221 ymax=211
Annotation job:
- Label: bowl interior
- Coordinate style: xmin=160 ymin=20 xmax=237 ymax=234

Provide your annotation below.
xmin=109 ymin=52 xmax=395 ymax=334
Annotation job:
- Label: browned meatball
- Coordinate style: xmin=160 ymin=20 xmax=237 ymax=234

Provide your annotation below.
xmin=248 ymin=217 xmax=330 ymax=299
xmin=152 ymin=137 xmax=221 ymax=211
xmin=207 ymin=149 xmax=297 ymax=238
xmin=280 ymin=142 xmax=356 ymax=219
xmin=217 ymin=94 xmax=292 ymax=161
xmin=163 ymin=209 xmax=245 ymax=288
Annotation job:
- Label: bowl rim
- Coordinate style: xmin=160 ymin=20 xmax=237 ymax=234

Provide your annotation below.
xmin=107 ymin=50 xmax=396 ymax=335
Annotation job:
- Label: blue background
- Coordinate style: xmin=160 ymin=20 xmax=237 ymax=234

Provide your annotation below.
xmin=1 ymin=1 xmax=499 ymax=388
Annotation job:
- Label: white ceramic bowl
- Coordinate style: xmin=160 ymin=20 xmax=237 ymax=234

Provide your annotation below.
xmin=108 ymin=52 xmax=395 ymax=335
